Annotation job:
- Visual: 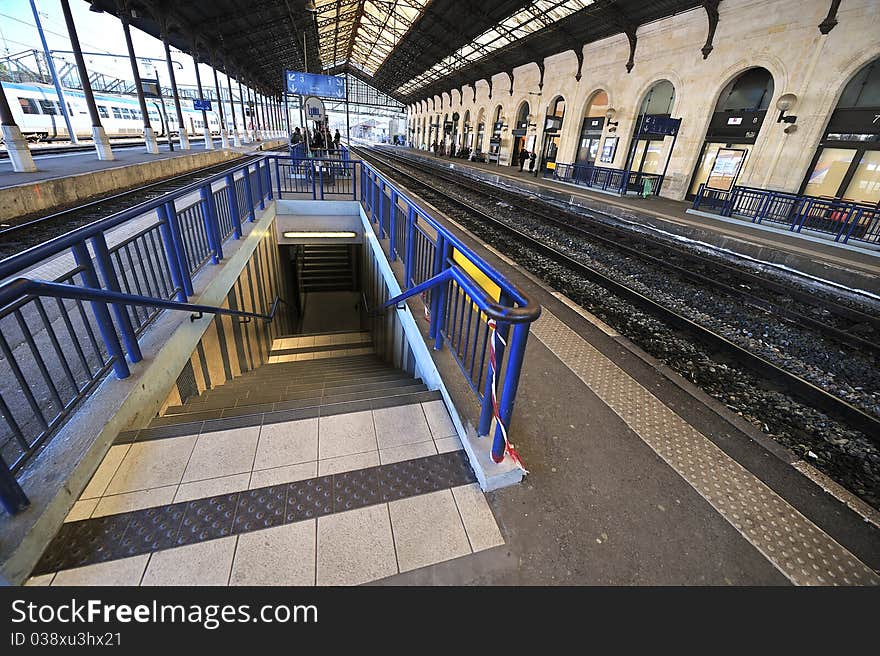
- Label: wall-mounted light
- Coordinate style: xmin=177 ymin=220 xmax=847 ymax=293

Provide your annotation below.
xmin=776 ymin=93 xmax=798 ymax=124
xmin=604 ymin=108 xmax=619 ymax=126
xmin=282 ymin=231 xmax=357 ymax=239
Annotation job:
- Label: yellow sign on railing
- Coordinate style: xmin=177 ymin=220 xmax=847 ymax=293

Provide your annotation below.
xmin=452 ymin=248 xmax=500 ymax=302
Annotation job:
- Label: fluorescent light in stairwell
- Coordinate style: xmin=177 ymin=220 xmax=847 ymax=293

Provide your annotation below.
xmin=282 ymin=231 xmax=357 ymax=239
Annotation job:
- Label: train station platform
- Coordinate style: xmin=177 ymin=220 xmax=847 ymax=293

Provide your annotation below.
xmin=0 ymin=138 xmax=288 ymax=224
xmin=3 ymin=153 xmax=878 ymax=587
xmin=397 ymin=148 xmax=880 ymax=294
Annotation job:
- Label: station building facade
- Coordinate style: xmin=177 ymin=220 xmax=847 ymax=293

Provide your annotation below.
xmin=406 ymin=0 xmax=880 ymax=204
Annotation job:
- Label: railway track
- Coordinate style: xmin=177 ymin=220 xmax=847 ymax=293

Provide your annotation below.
xmin=355 ymin=146 xmax=880 ymax=447
xmin=0 ymin=154 xmax=263 ymax=260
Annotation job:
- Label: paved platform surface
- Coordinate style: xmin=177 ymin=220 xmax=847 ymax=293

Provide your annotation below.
xmin=395 ymin=148 xmax=880 ymax=290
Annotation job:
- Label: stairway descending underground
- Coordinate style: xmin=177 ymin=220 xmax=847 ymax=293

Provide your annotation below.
xmin=155 ymin=331 xmax=436 ymax=426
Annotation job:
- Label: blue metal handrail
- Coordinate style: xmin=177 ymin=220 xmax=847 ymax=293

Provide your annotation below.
xmin=552 ymin=161 xmax=664 ymax=196
xmin=0 ymin=278 xmax=283 ymax=323
xmin=0 ymin=278 xmax=282 ymax=514
xmin=692 ymin=183 xmax=880 ymax=245
xmin=0 ymin=155 xmax=275 ymax=514
xmin=0 ymin=154 xmax=267 ymax=280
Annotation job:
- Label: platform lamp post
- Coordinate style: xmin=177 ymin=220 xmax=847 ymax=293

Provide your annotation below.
xmin=59 ymin=0 xmax=114 ymax=160
xmin=160 ymin=28 xmax=190 ymax=150
xmin=211 ymin=57 xmax=230 ymax=149
xmin=117 ymin=4 xmax=159 ymax=154
xmin=30 ymin=0 xmax=77 ymax=145
xmin=0 ymin=79 xmax=37 ymax=172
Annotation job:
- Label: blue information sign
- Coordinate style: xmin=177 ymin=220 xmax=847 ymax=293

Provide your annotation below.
xmin=285 ymin=71 xmax=346 ymax=99
xmin=641 ymin=115 xmax=681 ymax=136
xmin=193 ymin=99 xmax=212 ymax=111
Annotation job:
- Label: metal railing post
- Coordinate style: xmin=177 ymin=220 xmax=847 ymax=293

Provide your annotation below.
xmin=430 ymin=237 xmax=450 ymax=349
xmin=265 ymin=158 xmax=273 ymax=201
xmin=71 ymin=242 xmax=130 ymax=378
xmin=90 ymin=233 xmax=142 ymax=363
xmin=404 ymin=205 xmax=416 ymax=286
xmin=225 ymin=173 xmax=242 ymax=239
xmin=310 ymin=161 xmax=317 ymax=200
xmin=255 ymin=159 xmax=265 ymax=210
xmin=242 ymin=165 xmax=255 ymax=221
xmin=491 ymin=321 xmax=529 ymax=462
xmin=0 ymin=455 xmax=29 ymax=515
xmin=161 ymin=201 xmax=193 ymax=296
xmin=274 ymin=156 xmax=281 ymax=199
xmin=378 ymin=182 xmax=386 ymax=238
xmin=389 ymin=191 xmax=398 ymax=261
xmin=157 ymin=203 xmax=188 ymax=302
xmin=318 ymin=162 xmax=324 ymax=200
xmin=199 ymin=184 xmax=223 ymax=264
xmin=479 ymin=292 xmax=511 ymax=436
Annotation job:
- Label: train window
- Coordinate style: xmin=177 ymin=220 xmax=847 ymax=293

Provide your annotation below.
xmin=38 ymin=99 xmax=59 ymax=115
xmin=112 ymin=107 xmax=123 ymax=119
xmin=18 ymin=97 xmax=39 ymax=114
xmin=98 ymin=105 xmax=109 ymax=118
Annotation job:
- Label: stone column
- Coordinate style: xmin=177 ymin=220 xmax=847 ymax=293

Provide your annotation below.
xmin=0 ymin=78 xmax=37 ymax=172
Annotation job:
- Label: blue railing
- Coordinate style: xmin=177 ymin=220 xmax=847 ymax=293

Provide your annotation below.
xmin=552 ymin=162 xmax=664 ymax=196
xmin=356 ymin=160 xmax=540 ymax=463
xmin=266 ymin=153 xmax=541 ymax=463
xmin=692 ymin=184 xmax=880 ymax=245
xmin=0 ymin=155 xmax=273 ymax=510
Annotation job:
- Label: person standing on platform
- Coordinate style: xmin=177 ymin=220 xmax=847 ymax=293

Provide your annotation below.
xmin=291 ymin=127 xmax=302 ymax=145
xmin=518 ymin=147 xmax=528 ymax=172
xmin=333 ymin=129 xmax=341 ymax=150
xmin=528 ymin=150 xmax=536 ymax=173
xmin=432 ymin=140 xmax=439 ymax=156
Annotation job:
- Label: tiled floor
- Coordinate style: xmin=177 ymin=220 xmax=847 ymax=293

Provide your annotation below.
xmin=67 ymin=400 xmax=463 ymax=523
xmin=31 ymin=484 xmax=502 ymax=586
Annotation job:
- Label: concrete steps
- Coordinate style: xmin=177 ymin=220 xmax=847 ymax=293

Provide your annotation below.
xmin=153 ymin=331 xmax=430 ymax=428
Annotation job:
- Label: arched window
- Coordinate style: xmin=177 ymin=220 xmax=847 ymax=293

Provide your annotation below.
xmin=688 ymin=67 xmax=775 ymax=197
xmin=576 ymin=90 xmax=610 ymax=165
xmin=541 ymin=96 xmax=566 ymax=171
xmin=801 ymin=58 xmax=880 ymax=203
xmin=628 ymin=80 xmax=676 ymax=175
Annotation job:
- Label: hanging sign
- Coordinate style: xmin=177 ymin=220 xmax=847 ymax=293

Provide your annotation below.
xmin=544 ymin=115 xmax=563 ymax=132
xmin=140 ymin=78 xmax=161 ymax=98
xmin=304 ymin=96 xmax=326 ymax=122
xmin=705 ymin=147 xmax=747 ymax=192
xmin=640 ymin=115 xmax=681 ymax=136
xmin=193 ymin=99 xmax=212 ymax=111
xmin=285 ymin=71 xmax=346 ymax=99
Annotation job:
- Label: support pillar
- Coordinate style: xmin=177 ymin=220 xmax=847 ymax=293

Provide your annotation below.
xmin=120 ymin=10 xmax=158 ymax=154
xmin=237 ymin=78 xmax=248 ymax=142
xmin=228 ymin=72 xmax=242 ymax=147
xmin=0 ymin=79 xmax=37 ymax=172
xmin=60 ymin=0 xmax=114 ymax=160
xmin=162 ymin=32 xmax=189 ymax=150
xmin=212 ymin=62 xmax=230 ymax=149
xmin=191 ymin=42 xmax=213 ymax=150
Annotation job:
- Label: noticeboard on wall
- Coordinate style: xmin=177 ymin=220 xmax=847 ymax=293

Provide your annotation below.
xmin=706 ymin=147 xmax=747 ymax=191
xmin=600 ymin=136 xmax=618 ymax=163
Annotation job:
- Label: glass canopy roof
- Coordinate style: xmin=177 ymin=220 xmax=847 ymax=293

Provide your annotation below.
xmin=316 ymin=0 xmax=432 ymax=75
xmin=395 ymin=0 xmax=594 ymax=96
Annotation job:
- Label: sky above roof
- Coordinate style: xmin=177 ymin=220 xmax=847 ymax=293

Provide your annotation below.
xmin=1 ymin=0 xmax=224 ymax=90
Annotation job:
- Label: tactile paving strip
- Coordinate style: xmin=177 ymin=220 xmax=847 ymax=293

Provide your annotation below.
xmin=33 ymin=450 xmax=475 ymax=576
xmin=531 ymin=310 xmax=880 ymax=586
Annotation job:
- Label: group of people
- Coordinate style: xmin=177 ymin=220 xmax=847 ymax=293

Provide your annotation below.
xmin=290 ymin=127 xmax=342 ymax=151
xmin=517 ymin=148 xmax=538 ymax=173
